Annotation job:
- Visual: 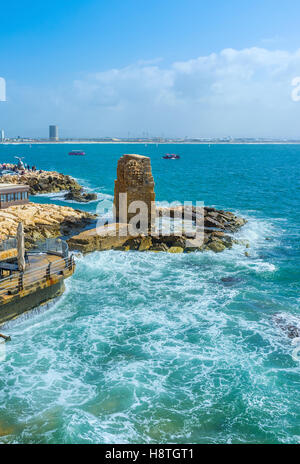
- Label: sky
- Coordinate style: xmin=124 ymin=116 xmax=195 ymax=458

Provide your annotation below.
xmin=1 ymin=0 xmax=300 ymax=138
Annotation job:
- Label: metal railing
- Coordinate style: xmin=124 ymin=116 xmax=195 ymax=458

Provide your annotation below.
xmin=0 ymin=237 xmax=68 ymax=257
xmin=0 ymin=255 xmax=75 ymax=298
xmin=31 ymin=239 xmax=69 ymax=258
xmin=0 ymin=237 xmax=17 ymax=252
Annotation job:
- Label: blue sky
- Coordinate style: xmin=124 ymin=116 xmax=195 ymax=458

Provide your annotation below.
xmin=1 ymin=0 xmax=300 ymax=137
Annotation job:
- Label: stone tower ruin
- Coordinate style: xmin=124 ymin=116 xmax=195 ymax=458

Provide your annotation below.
xmin=114 ymin=154 xmax=156 ymax=230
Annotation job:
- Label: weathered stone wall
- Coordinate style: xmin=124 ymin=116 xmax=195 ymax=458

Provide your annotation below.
xmin=114 ymin=154 xmax=155 ymax=230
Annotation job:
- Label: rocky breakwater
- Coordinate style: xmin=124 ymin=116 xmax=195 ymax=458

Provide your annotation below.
xmin=68 ymin=206 xmax=246 ymax=254
xmin=0 ymin=203 xmax=95 ymax=248
xmin=156 ymin=205 xmax=247 ymax=252
xmin=0 ymin=169 xmax=97 ymax=203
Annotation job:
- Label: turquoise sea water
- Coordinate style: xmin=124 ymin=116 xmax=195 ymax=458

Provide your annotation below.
xmin=0 ymin=143 xmax=299 ymax=444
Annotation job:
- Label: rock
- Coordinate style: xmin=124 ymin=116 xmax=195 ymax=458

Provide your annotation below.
xmin=210 ymin=231 xmax=234 ymax=248
xmin=235 ymin=239 xmax=250 ymax=247
xmin=138 ymin=236 xmax=152 ymax=251
xmin=168 ymin=247 xmax=184 ymax=253
xmin=273 ymin=314 xmax=300 ymax=339
xmin=287 ymin=326 xmax=300 ymax=339
xmin=207 ymin=241 xmax=227 ymax=253
xmin=211 ymin=231 xmax=225 ymax=238
xmin=68 ymin=223 xmax=244 ymax=255
xmin=114 ymin=245 xmax=131 ymax=251
xmin=204 ymin=216 xmax=225 ymax=229
xmin=157 ymin=205 xmax=245 ymax=233
xmin=157 ymin=205 xmax=204 ymax=224
xmin=68 ymin=226 xmax=156 ymax=254
xmin=122 ymin=236 xmax=153 ymax=251
xmin=206 ymin=208 xmax=247 ymax=232
xmin=204 ymin=207 xmax=217 ymax=213
xmin=123 ymin=238 xmax=141 ymax=250
xmin=68 ymin=223 xmax=131 ymax=253
xmin=222 ymin=235 xmax=234 ymax=249
xmin=157 ymin=235 xmax=186 ymax=249
xmin=149 ymin=243 xmax=169 ymax=252
xmin=229 ymin=217 xmax=247 ymax=232
xmin=185 ymin=236 xmax=205 ymax=252
xmin=64 ymin=189 xmax=97 ymax=203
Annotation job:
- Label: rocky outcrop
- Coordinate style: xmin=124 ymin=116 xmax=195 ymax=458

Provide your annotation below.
xmin=157 ymin=205 xmax=246 ymax=232
xmin=0 ymin=168 xmax=97 ymax=203
xmin=64 ymin=189 xmax=97 ymax=203
xmin=0 ymin=153 xmax=247 ymax=254
xmin=0 ymin=169 xmax=81 ymax=194
xmin=68 ymin=151 xmax=247 ymax=255
xmin=68 ymin=224 xmax=131 ymax=253
xmin=0 ymin=203 xmax=95 ymax=248
xmin=68 ymin=208 xmax=246 ymax=254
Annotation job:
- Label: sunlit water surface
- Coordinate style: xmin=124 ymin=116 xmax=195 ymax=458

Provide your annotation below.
xmin=0 ymin=143 xmax=299 ymax=443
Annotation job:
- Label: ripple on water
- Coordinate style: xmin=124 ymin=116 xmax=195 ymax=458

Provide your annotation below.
xmin=0 ymin=215 xmax=299 ymax=444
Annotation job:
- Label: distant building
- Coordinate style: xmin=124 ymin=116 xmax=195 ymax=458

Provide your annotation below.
xmin=49 ymin=125 xmax=58 ymax=141
xmin=0 ymin=129 xmax=4 ymax=142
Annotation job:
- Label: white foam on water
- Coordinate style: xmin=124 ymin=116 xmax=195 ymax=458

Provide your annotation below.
xmin=1 ymin=213 xmax=298 ymax=444
xmin=34 ymin=190 xmax=68 ymax=199
xmin=35 ymin=190 xmax=111 ymax=205
xmin=34 ymin=173 xmax=113 ymax=205
xmin=217 ymin=213 xmax=281 ymax=275
xmin=1 ymin=295 xmax=64 ymax=330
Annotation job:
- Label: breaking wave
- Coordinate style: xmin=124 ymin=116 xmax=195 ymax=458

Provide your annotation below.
xmin=1 ymin=213 xmax=299 ymax=444
xmin=1 ymin=143 xmax=300 ymax=444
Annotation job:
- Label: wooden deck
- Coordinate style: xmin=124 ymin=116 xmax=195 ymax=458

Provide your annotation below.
xmin=0 ymin=253 xmax=74 ymax=300
xmin=0 ymin=252 xmax=75 ymax=325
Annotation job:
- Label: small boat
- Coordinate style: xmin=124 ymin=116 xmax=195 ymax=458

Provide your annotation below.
xmin=68 ymin=150 xmax=86 ymax=156
xmin=162 ymin=153 xmax=180 ymax=159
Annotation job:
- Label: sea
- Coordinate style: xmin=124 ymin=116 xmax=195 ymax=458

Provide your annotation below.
xmin=0 ymin=143 xmax=299 ymax=444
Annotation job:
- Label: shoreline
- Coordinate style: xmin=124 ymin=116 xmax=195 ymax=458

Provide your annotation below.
xmin=0 ymin=166 xmax=98 ymax=202
xmin=1 ymin=141 xmax=300 ymax=146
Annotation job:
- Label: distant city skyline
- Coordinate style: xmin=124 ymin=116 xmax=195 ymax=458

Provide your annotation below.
xmin=1 ymin=0 xmax=300 ymax=138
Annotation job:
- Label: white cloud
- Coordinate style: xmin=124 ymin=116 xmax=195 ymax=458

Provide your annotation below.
xmin=2 ymin=47 xmax=300 ymax=137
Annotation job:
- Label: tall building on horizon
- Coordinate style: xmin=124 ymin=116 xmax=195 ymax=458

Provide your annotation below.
xmin=49 ymin=125 xmax=58 ymax=141
xmin=0 ymin=129 xmax=5 ymax=142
